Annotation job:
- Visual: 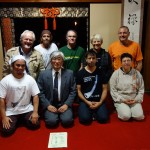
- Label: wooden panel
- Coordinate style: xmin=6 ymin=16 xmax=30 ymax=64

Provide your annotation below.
xmin=143 ymin=0 xmax=150 ymax=91
xmin=0 ymin=0 xmax=121 ymax=2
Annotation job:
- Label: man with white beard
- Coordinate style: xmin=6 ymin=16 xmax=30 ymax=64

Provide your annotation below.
xmin=2 ymin=30 xmax=45 ymax=80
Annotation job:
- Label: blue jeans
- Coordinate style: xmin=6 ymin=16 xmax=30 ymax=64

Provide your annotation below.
xmin=78 ymin=101 xmax=109 ymax=124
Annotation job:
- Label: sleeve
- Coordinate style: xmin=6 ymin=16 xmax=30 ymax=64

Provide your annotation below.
xmin=36 ymin=52 xmax=45 ymax=79
xmin=64 ymin=71 xmax=77 ymax=107
xmin=31 ymin=78 xmax=40 ymax=96
xmin=109 ymin=71 xmax=124 ymax=102
xmin=104 ymin=52 xmax=113 ymax=82
xmin=134 ymin=72 xmax=144 ymax=103
xmin=37 ymin=72 xmax=51 ymax=110
xmin=0 ymin=80 xmax=7 ymax=98
xmin=80 ymin=48 xmax=85 ymax=63
xmin=136 ymin=44 xmax=143 ymax=61
xmin=54 ymin=43 xmax=58 ymax=51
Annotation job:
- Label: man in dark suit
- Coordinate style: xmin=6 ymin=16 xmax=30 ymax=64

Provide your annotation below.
xmin=37 ymin=51 xmax=76 ymax=128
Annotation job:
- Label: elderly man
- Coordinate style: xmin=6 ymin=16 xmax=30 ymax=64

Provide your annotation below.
xmin=0 ymin=55 xmax=40 ymax=136
xmin=34 ymin=30 xmax=58 ymax=69
xmin=108 ymin=26 xmax=143 ymax=72
xmin=2 ymin=30 xmax=45 ymax=79
xmin=37 ymin=51 xmax=76 ymax=128
xmin=60 ymin=30 xmax=85 ymax=77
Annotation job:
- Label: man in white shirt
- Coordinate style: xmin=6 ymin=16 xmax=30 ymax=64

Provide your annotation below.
xmin=34 ymin=30 xmax=58 ymax=69
xmin=0 ymin=55 xmax=40 ymax=136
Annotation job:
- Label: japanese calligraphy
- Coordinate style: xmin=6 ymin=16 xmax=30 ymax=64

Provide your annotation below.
xmin=128 ymin=14 xmax=138 ymax=25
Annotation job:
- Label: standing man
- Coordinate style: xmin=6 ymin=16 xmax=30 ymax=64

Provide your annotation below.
xmin=37 ymin=51 xmax=76 ymax=128
xmin=60 ymin=30 xmax=85 ymax=77
xmin=2 ymin=30 xmax=45 ymax=80
xmin=108 ymin=26 xmax=143 ymax=72
xmin=76 ymin=50 xmax=109 ymax=125
xmin=0 ymin=55 xmax=40 ymax=136
xmin=34 ymin=30 xmax=58 ymax=69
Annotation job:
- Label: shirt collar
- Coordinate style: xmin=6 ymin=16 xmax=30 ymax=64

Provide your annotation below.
xmin=20 ymin=47 xmax=32 ymax=57
xmin=120 ymin=67 xmax=132 ymax=75
xmin=52 ymin=69 xmax=61 ymax=76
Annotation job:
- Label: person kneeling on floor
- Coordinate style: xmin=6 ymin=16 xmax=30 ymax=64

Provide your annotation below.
xmin=0 ymin=55 xmax=40 ymax=136
xmin=76 ymin=50 xmax=109 ymax=124
xmin=110 ymin=53 xmax=144 ymax=121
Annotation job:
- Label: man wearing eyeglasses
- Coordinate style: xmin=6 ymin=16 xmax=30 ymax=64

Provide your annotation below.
xmin=37 ymin=51 xmax=76 ymax=128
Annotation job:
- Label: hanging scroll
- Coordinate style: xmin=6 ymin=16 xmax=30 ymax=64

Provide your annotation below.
xmin=122 ymin=0 xmax=144 ymax=45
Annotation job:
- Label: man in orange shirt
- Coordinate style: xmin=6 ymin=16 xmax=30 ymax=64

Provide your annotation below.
xmin=108 ymin=26 xmax=143 ymax=72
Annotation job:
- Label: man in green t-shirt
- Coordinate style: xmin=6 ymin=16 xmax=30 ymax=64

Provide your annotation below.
xmin=60 ymin=30 xmax=85 ymax=77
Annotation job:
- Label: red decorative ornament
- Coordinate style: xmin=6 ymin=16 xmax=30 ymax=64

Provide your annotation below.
xmin=40 ymin=7 xmax=60 ymax=30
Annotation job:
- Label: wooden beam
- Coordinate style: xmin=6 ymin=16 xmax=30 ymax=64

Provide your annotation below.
xmin=0 ymin=0 xmax=121 ymax=3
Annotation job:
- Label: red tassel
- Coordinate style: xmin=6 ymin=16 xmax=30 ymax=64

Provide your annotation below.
xmin=44 ymin=17 xmax=48 ymax=29
xmin=53 ymin=18 xmax=56 ymax=30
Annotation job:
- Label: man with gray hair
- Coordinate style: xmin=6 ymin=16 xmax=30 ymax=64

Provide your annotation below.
xmin=0 ymin=55 xmax=40 ymax=136
xmin=2 ymin=30 xmax=45 ymax=80
xmin=37 ymin=51 xmax=76 ymax=128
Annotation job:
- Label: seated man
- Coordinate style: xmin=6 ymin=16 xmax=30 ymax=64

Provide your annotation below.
xmin=37 ymin=51 xmax=76 ymax=128
xmin=110 ymin=53 xmax=144 ymax=121
xmin=0 ymin=55 xmax=40 ymax=136
xmin=76 ymin=50 xmax=109 ymax=124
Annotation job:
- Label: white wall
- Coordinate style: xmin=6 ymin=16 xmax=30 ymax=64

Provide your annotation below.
xmin=90 ymin=4 xmax=121 ymax=50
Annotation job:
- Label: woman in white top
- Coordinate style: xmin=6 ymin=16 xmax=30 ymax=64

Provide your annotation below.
xmin=110 ymin=53 xmax=144 ymax=121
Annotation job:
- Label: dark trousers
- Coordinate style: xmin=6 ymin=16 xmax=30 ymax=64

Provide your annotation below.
xmin=1 ymin=111 xmax=40 ymax=136
xmin=78 ymin=101 xmax=109 ymax=124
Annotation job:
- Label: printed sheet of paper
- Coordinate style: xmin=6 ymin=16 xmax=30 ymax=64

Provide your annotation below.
xmin=48 ymin=132 xmax=68 ymax=148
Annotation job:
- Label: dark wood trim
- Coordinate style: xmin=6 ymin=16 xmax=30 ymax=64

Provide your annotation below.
xmin=0 ymin=0 xmax=121 ymax=2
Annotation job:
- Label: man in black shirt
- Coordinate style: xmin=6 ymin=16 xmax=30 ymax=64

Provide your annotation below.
xmin=76 ymin=50 xmax=109 ymax=124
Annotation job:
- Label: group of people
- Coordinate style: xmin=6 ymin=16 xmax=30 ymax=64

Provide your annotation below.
xmin=0 ymin=26 xmax=144 ymax=136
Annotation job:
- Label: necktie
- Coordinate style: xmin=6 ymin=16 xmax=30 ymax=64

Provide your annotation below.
xmin=53 ymin=72 xmax=59 ymax=102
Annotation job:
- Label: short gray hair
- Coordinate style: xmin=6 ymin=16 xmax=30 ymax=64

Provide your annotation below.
xmin=50 ymin=51 xmax=65 ymax=61
xmin=20 ymin=30 xmax=36 ymax=42
xmin=90 ymin=34 xmax=103 ymax=44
